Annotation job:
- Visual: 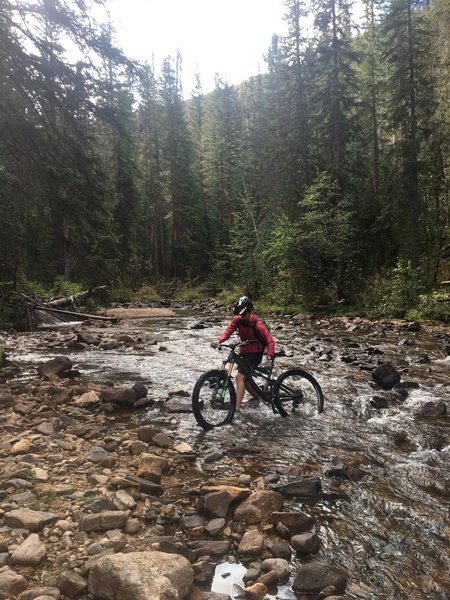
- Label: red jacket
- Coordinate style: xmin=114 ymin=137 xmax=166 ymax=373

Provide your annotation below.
xmin=218 ymin=313 xmax=275 ymax=358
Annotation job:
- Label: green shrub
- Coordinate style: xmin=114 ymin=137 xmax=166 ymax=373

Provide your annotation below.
xmin=363 ymin=260 xmax=423 ymax=318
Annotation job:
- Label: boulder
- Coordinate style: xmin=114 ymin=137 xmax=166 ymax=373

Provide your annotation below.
xmin=372 ymin=363 xmax=401 ymax=389
xmin=292 ymin=562 xmax=347 ymax=594
xmin=88 ymin=551 xmax=194 ymax=600
xmin=37 ymin=356 xmax=73 ymax=381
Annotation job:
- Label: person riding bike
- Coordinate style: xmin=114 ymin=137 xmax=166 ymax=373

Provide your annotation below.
xmin=216 ymin=296 xmax=275 ymax=416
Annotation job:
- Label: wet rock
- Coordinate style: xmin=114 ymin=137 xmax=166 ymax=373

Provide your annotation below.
xmin=372 ymin=363 xmax=401 ymax=389
xmin=273 ymin=476 xmax=321 ymax=501
xmin=131 ymin=382 xmax=148 ymax=398
xmin=100 ymin=386 xmax=138 ymax=407
xmin=88 ymin=551 xmax=194 ymax=600
xmin=136 ymin=453 xmax=170 ymax=482
xmin=324 ymin=463 xmax=367 ymax=481
xmin=244 ymin=581 xmax=268 ymax=600
xmin=238 ymin=529 xmax=264 ymax=557
xmin=260 ymin=558 xmax=290 ymax=584
xmin=415 ymin=401 xmax=446 ymax=419
xmin=205 ymin=517 xmax=226 ymax=536
xmin=193 ymin=560 xmax=216 ymax=585
xmin=233 ymin=490 xmax=284 ymax=524
xmin=187 ymin=540 xmax=231 ymax=559
xmin=370 ymin=395 xmax=388 ymax=409
xmin=137 ymin=424 xmax=158 ymax=442
xmin=256 ymin=569 xmax=279 ymax=587
xmin=197 ymin=490 xmax=236 ymax=518
xmin=265 ymin=537 xmax=291 ymax=559
xmin=165 ymin=397 xmax=193 ymax=412
xmin=152 ymin=431 xmax=173 ymax=448
xmin=291 ymin=531 xmax=320 ymax=554
xmin=158 ymin=539 xmax=195 ymax=562
xmin=269 ymin=511 xmax=314 ymax=534
xmin=37 ymin=356 xmax=73 ymax=381
xmin=292 ymin=562 xmax=348 ymax=594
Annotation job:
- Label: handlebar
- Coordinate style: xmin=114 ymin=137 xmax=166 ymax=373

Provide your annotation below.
xmin=211 ymin=341 xmax=283 ymax=360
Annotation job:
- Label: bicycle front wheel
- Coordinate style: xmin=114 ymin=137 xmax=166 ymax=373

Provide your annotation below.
xmin=192 ymin=369 xmax=236 ymax=430
xmin=274 ymin=369 xmax=324 ymax=417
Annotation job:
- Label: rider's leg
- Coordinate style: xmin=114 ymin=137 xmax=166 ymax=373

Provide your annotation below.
xmin=235 ymin=372 xmax=246 ymax=412
xmin=245 ymin=380 xmax=261 ymax=400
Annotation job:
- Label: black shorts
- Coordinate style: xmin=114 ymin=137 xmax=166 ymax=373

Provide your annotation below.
xmin=238 ymin=352 xmax=263 ymax=374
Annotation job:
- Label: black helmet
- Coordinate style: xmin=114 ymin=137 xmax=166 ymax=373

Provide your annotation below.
xmin=233 ymin=296 xmax=253 ymax=315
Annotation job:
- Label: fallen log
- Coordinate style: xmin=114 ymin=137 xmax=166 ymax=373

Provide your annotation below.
xmin=34 ymin=305 xmax=119 ymax=323
xmin=45 ymin=286 xmax=108 ymax=308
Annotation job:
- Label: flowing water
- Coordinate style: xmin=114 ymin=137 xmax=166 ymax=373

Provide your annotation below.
xmin=3 ymin=309 xmax=450 ymax=599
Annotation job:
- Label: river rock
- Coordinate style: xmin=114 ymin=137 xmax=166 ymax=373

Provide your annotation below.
xmin=100 ymin=386 xmax=139 ymax=406
xmin=233 ymin=490 xmax=284 ymax=524
xmin=132 ymin=382 xmax=148 ymax=398
xmin=238 ymin=529 xmax=265 ymax=557
xmin=0 ymin=569 xmax=27 ymax=596
xmin=79 ymin=510 xmax=130 ymax=532
xmin=0 ymin=394 xmax=15 ymax=408
xmin=269 ymin=511 xmax=314 ymax=534
xmin=187 ymin=540 xmax=231 ymax=558
xmin=19 ymin=586 xmax=61 ymax=599
xmin=244 ymin=581 xmax=268 ymax=600
xmin=136 ymin=452 xmax=170 ymax=482
xmin=292 ymin=562 xmax=348 ymax=594
xmin=372 ymin=363 xmax=401 ymax=389
xmin=192 ymin=561 xmax=216 ymax=585
xmin=197 ymin=490 xmax=235 ymax=517
xmin=4 ymin=508 xmax=58 ymax=531
xmin=75 ymin=390 xmax=100 ymax=407
xmin=37 ymin=356 xmax=73 ymax=381
xmin=260 ymin=558 xmax=290 ymax=584
xmin=10 ymin=533 xmax=46 ymax=566
xmin=415 ymin=401 xmax=446 ymax=419
xmin=57 ymin=570 xmax=88 ymax=598
xmin=88 ymin=551 xmax=194 ymax=600
xmin=273 ymin=476 xmax=322 ymax=500
xmin=291 ymin=531 xmax=320 ymax=554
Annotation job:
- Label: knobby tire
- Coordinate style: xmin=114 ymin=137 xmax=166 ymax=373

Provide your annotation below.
xmin=192 ymin=369 xmax=236 ymax=430
xmin=273 ymin=368 xmax=324 ymax=417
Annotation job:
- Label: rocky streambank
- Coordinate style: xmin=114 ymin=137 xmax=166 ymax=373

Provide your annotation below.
xmin=0 ymin=360 xmax=346 ymax=600
xmin=0 ymin=308 xmax=449 ymax=600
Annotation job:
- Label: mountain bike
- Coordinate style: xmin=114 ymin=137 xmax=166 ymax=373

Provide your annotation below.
xmin=191 ymin=341 xmax=324 ymax=430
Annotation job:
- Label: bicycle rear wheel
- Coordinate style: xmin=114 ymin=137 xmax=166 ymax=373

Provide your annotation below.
xmin=274 ymin=368 xmax=324 ymax=417
xmin=192 ymin=369 xmax=236 ymax=430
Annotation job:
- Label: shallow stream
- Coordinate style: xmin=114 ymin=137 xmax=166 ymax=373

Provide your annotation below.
xmin=3 ymin=309 xmax=450 ymax=599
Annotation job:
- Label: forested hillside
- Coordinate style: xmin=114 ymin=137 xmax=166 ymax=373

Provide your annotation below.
xmin=0 ymin=0 xmax=448 ymax=317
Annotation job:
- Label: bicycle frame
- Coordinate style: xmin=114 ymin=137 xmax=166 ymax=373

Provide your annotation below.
xmin=217 ymin=342 xmax=276 ymax=407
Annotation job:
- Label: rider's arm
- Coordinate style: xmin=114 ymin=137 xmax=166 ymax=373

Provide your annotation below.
xmin=217 ymin=315 xmax=241 ymax=343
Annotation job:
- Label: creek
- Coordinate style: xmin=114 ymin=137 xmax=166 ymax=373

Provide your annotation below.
xmin=3 ymin=307 xmax=450 ymax=600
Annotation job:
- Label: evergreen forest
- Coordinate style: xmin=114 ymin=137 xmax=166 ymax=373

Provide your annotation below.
xmin=0 ymin=0 xmax=449 ymax=321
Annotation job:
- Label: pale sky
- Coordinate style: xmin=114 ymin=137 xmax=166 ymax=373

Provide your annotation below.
xmin=106 ymin=0 xmax=288 ymax=95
